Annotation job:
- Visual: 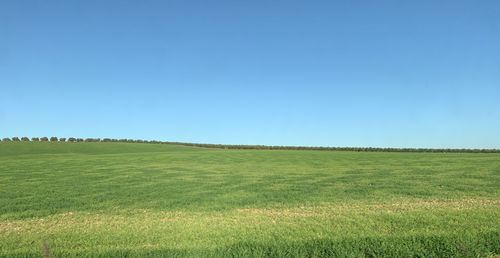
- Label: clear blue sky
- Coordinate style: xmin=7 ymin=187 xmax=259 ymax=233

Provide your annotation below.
xmin=1 ymin=0 xmax=499 ymax=148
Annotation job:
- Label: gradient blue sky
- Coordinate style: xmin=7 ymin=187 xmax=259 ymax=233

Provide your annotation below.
xmin=1 ymin=0 xmax=499 ymax=148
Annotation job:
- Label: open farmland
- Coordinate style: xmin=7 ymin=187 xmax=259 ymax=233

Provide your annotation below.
xmin=0 ymin=142 xmax=499 ymax=257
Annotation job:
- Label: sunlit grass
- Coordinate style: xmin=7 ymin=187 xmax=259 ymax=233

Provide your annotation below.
xmin=0 ymin=142 xmax=499 ymax=257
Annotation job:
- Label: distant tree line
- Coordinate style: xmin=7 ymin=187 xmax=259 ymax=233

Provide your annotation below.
xmin=1 ymin=137 xmax=499 ymax=153
xmin=162 ymin=142 xmax=500 ymax=153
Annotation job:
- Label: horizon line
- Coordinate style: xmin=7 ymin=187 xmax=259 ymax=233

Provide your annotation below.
xmin=1 ymin=136 xmax=499 ymax=153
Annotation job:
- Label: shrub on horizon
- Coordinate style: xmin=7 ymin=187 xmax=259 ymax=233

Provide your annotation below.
xmin=59 ymin=138 xmax=66 ymax=142
xmin=21 ymin=137 xmax=30 ymax=141
xmin=40 ymin=137 xmax=49 ymax=142
xmin=50 ymin=137 xmax=58 ymax=142
xmin=12 ymin=137 xmax=20 ymax=141
xmin=2 ymin=137 xmax=11 ymax=142
xmin=31 ymin=137 xmax=40 ymax=142
xmin=76 ymin=138 xmax=84 ymax=142
xmin=68 ymin=137 xmax=76 ymax=142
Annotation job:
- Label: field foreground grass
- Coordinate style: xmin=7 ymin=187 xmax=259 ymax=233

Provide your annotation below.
xmin=1 ymin=142 xmax=499 ymax=257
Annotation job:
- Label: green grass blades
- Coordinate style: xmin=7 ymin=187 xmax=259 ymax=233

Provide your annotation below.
xmin=1 ymin=142 xmax=499 ymax=257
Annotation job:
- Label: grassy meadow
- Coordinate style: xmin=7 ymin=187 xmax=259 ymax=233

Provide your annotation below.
xmin=0 ymin=142 xmax=499 ymax=257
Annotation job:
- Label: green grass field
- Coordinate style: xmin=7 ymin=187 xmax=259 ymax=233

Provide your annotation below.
xmin=1 ymin=142 xmax=499 ymax=257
